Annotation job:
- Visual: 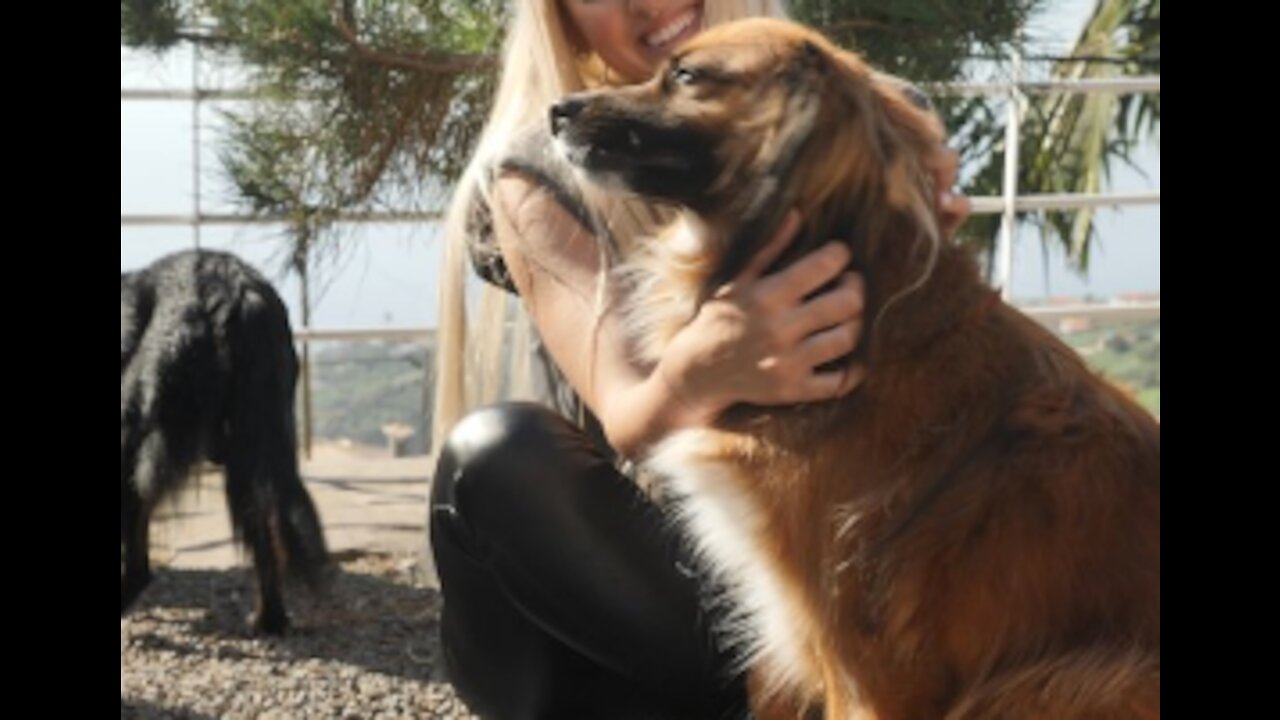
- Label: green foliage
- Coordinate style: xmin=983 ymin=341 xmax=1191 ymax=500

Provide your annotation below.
xmin=956 ymin=0 xmax=1160 ymax=272
xmin=125 ymin=1 xmax=502 ymax=259
xmin=121 ymin=0 xmax=183 ymax=49
xmin=1061 ymin=318 xmax=1160 ymax=418
xmin=790 ymin=0 xmax=1041 ymax=81
xmin=122 ymin=0 xmax=1159 ymax=282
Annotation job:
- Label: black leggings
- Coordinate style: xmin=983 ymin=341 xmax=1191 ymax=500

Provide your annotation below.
xmin=429 ymin=402 xmax=747 ymax=720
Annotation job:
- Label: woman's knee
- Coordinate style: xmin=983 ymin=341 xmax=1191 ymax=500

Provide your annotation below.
xmin=431 ymin=403 xmax=589 ymax=554
xmin=433 ymin=402 xmax=578 ymax=498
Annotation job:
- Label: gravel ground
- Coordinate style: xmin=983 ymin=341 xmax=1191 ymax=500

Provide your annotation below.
xmin=120 ymin=550 xmax=477 ymax=719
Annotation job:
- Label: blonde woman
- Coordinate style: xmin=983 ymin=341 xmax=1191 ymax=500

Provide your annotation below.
xmin=428 ymin=1 xmax=970 ymax=717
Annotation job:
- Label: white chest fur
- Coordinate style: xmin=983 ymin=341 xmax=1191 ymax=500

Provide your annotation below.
xmin=621 ymin=215 xmax=821 ymax=697
xmin=644 ymin=430 xmax=816 ymax=695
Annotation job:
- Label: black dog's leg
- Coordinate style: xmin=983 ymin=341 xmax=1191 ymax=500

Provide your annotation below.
xmin=247 ymin=522 xmax=289 ymax=636
xmin=224 ymin=277 xmax=328 ymax=635
xmin=225 ymin=458 xmax=290 ymax=635
xmin=120 ymin=485 xmax=152 ymax=615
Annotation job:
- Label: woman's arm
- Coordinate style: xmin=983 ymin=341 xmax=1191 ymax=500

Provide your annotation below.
xmin=491 ymin=172 xmax=864 ymax=459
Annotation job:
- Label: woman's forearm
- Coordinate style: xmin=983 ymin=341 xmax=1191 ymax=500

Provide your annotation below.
xmin=595 ymin=356 xmax=723 ymax=461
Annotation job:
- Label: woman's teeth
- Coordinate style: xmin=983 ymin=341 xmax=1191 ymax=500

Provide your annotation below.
xmin=645 ymin=9 xmax=696 ymax=48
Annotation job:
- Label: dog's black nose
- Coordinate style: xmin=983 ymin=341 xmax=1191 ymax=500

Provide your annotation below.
xmin=550 ymin=98 xmax=586 ymax=137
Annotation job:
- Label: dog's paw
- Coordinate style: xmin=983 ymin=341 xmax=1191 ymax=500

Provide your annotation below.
xmin=120 ymin=571 xmax=152 ymax=616
xmin=249 ymin=607 xmax=290 ymax=636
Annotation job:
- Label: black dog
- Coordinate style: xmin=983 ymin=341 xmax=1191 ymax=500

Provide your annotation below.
xmin=121 ymin=249 xmax=328 ymax=634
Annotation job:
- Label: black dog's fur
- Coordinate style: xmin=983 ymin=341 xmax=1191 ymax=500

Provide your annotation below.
xmin=121 ymin=249 xmax=328 ymax=634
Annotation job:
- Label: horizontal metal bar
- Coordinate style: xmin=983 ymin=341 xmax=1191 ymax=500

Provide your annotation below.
xmin=121 ymin=88 xmax=256 ymax=101
xmin=124 ymin=76 xmax=1162 ymax=103
xmin=294 ymin=327 xmax=435 ymax=343
xmin=1017 ymin=301 xmax=1160 ymax=324
xmin=122 ymin=192 xmax=1158 ymax=228
xmin=930 ymin=76 xmax=1161 ymax=97
xmin=121 ymin=211 xmax=443 ymax=226
xmin=968 ymin=192 xmax=1160 ymax=215
xmin=288 ymin=302 xmax=1162 ymax=348
xmin=288 ymin=304 xmax=1161 ymax=348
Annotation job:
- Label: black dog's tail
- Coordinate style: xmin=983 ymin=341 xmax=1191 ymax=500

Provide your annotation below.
xmin=222 ymin=276 xmax=330 ymax=592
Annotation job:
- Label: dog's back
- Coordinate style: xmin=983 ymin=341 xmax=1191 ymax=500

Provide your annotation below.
xmin=120 ymin=250 xmax=327 ymax=634
xmin=736 ymin=300 xmax=1161 ymax=719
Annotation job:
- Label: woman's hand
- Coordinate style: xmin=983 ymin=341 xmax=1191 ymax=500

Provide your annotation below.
xmin=930 ymin=145 xmax=971 ymax=240
xmin=656 ymin=211 xmax=868 ymax=425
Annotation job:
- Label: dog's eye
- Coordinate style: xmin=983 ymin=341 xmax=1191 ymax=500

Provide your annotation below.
xmin=670 ymin=66 xmax=701 ymax=86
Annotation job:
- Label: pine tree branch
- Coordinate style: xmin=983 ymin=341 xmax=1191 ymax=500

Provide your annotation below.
xmin=327 ymin=0 xmax=495 ymax=75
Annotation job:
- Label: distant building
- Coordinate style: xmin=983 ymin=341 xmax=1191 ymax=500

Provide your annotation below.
xmin=1112 ymin=292 xmax=1161 ymax=305
xmin=1058 ymin=316 xmax=1093 ymax=335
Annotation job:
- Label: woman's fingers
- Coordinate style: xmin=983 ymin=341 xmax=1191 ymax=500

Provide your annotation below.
xmin=930 ymin=145 xmax=971 ymax=239
xmin=937 ymin=189 xmax=971 ymax=239
xmin=800 ymin=320 xmax=862 ymax=369
xmin=736 ymin=210 xmax=803 ymax=283
xmin=763 ymin=241 xmax=851 ymax=303
xmin=795 ymin=361 xmax=867 ymax=403
xmin=788 ymin=272 xmax=864 ymax=339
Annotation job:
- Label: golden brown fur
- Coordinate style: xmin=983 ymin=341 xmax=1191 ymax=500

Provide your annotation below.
xmin=555 ymin=18 xmax=1160 ymax=720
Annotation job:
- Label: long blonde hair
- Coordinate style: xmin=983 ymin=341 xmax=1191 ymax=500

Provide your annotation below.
xmin=431 ymin=0 xmax=788 ymax=453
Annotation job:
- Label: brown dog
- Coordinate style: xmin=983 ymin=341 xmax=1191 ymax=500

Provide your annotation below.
xmin=553 ymin=17 xmax=1160 ymax=720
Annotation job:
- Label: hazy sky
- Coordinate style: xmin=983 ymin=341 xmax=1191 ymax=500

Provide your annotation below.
xmin=121 ymin=0 xmax=1159 ymax=330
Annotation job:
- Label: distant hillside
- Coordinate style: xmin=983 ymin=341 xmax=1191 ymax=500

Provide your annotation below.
xmin=1059 ymin=318 xmax=1160 ymax=418
xmin=298 ymin=317 xmax=1160 ymax=457
xmin=305 ymin=341 xmax=432 ymax=456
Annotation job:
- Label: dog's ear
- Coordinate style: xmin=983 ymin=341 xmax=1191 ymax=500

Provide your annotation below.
xmin=867 ymin=75 xmax=946 ymax=213
xmin=799 ymin=40 xmax=827 ymax=72
xmin=824 ymin=50 xmax=945 ymax=216
xmin=779 ymin=40 xmax=835 ymax=98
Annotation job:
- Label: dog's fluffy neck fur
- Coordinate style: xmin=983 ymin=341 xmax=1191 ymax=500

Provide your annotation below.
xmin=695 ymin=176 xmax=996 ymax=379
